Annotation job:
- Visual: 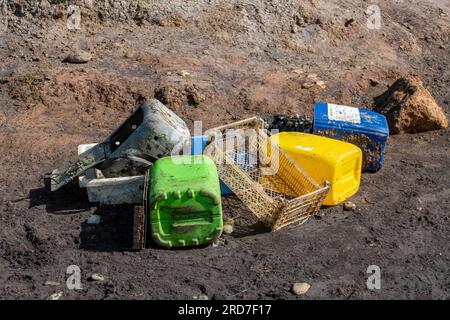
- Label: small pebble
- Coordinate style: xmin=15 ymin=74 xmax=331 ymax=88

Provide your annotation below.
xmin=88 ymin=273 xmax=105 ymax=282
xmin=345 ymin=18 xmax=355 ymax=27
xmin=123 ymin=51 xmax=133 ymax=58
xmin=47 ymin=291 xmax=64 ymax=300
xmin=223 ymin=224 xmax=234 ymax=235
xmin=224 ymin=217 xmax=234 ymax=224
xmin=64 ymin=50 xmax=92 ymax=63
xmin=44 ymin=281 xmax=60 ymax=287
xmin=178 ymin=70 xmax=190 ymax=77
xmin=292 ymin=282 xmax=311 ymax=295
xmin=315 ymin=80 xmax=326 ymax=89
xmin=343 ymin=201 xmax=357 ymax=211
xmin=301 ymin=82 xmax=314 ymax=89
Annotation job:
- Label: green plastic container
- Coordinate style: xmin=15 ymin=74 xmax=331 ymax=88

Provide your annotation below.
xmin=146 ymin=155 xmax=223 ymax=248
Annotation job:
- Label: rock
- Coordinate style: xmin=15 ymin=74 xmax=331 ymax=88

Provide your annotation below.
xmin=343 ymin=201 xmax=356 ymax=211
xmin=185 ymin=85 xmax=205 ymax=106
xmin=315 ymin=80 xmax=326 ymax=89
xmin=178 ymin=70 xmax=190 ymax=77
xmin=155 ymin=84 xmax=205 ymax=108
xmin=301 ymin=82 xmax=314 ymax=89
xmin=224 ymin=217 xmax=234 ymax=224
xmin=292 ymin=282 xmax=311 ymax=295
xmin=314 ymin=211 xmax=325 ymax=220
xmin=136 ymin=18 xmax=149 ymax=27
xmin=198 ymin=294 xmax=209 ymax=300
xmin=290 ymin=24 xmax=298 ymax=33
xmin=223 ymin=224 xmax=234 ymax=235
xmin=88 ymin=273 xmax=105 ymax=282
xmin=123 ymin=51 xmax=134 ymax=58
xmin=86 ymin=214 xmax=101 ymax=225
xmin=344 ymin=18 xmax=355 ymax=27
xmin=154 ymin=85 xmax=184 ymax=108
xmin=212 ymin=239 xmax=220 ymax=247
xmin=64 ymin=50 xmax=92 ymax=63
xmin=374 ymin=75 xmax=448 ymax=134
xmin=44 ymin=281 xmax=60 ymax=287
xmin=369 ymin=78 xmax=379 ymax=86
xmin=47 ymin=291 xmax=64 ymax=300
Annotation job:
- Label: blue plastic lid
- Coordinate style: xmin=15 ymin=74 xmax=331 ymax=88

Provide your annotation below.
xmin=313 ymin=102 xmax=389 ymax=136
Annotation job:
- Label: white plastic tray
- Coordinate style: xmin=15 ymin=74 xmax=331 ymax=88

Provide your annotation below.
xmin=78 ymin=143 xmax=145 ymax=204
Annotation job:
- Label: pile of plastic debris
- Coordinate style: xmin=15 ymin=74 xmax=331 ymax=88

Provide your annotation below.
xmin=49 ymin=99 xmax=390 ymax=249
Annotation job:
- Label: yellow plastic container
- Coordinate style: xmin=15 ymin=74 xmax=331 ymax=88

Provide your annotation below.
xmin=270 ymin=132 xmax=362 ymax=205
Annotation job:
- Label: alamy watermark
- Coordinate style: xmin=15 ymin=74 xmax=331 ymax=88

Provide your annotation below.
xmin=366 ymin=265 xmax=381 ymax=290
xmin=66 ymin=265 xmax=82 ymax=290
xmin=67 ymin=5 xmax=81 ymax=30
xmin=366 ymin=4 xmax=382 ymax=30
xmin=0 ymin=0 xmax=8 ymax=35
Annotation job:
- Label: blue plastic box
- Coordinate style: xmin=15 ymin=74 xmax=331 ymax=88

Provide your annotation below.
xmin=313 ymin=102 xmax=389 ymax=172
xmin=191 ymin=135 xmax=233 ymax=195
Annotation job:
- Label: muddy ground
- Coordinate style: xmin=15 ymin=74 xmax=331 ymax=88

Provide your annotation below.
xmin=0 ymin=0 xmax=449 ymax=299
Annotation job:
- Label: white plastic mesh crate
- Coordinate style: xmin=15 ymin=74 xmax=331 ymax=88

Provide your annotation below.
xmin=205 ymin=117 xmax=330 ymax=231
